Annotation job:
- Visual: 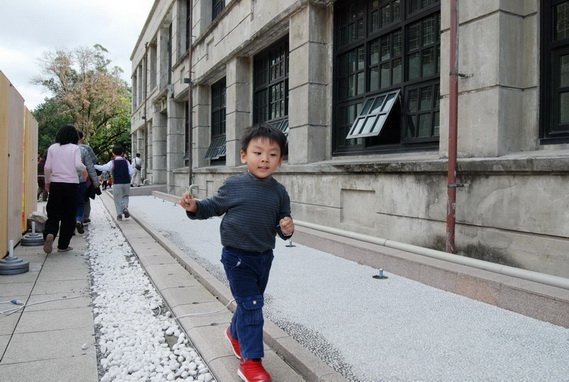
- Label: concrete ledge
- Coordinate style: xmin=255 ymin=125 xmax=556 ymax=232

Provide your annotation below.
xmin=128 ymin=184 xmax=167 ymax=196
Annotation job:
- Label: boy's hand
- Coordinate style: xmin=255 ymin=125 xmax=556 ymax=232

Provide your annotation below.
xmin=179 ymin=191 xmax=197 ymax=213
xmin=279 ymin=216 xmax=294 ymax=236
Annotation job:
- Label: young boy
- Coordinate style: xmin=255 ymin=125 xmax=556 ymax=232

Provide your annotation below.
xmin=95 ymin=144 xmax=132 ymax=220
xmin=180 ymin=125 xmax=294 ymax=382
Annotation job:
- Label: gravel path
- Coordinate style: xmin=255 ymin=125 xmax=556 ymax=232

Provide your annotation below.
xmin=87 ymin=198 xmax=216 ymax=382
xmin=130 ymin=195 xmax=569 ymax=382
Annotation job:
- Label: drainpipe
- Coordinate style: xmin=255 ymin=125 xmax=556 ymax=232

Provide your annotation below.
xmin=144 ymin=42 xmax=149 ymax=180
xmin=446 ymin=0 xmax=459 ymax=253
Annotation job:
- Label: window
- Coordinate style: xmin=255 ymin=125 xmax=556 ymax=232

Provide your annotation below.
xmin=333 ymin=0 xmax=440 ymax=155
xmin=132 ymin=73 xmax=138 ymax=109
xmin=149 ymin=42 xmax=157 ymax=90
xmin=186 ymin=0 xmax=192 ymax=51
xmin=167 ymin=24 xmax=172 ymax=83
xmin=213 ymin=0 xmax=225 ymax=21
xmin=541 ymin=0 xmax=569 ymax=142
xmin=205 ymin=78 xmax=226 ymax=161
xmin=253 ymin=38 xmax=289 ymax=128
xmin=184 ymin=102 xmax=190 ymax=164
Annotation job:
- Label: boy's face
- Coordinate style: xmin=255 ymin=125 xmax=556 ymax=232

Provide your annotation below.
xmin=240 ymin=137 xmax=283 ymax=179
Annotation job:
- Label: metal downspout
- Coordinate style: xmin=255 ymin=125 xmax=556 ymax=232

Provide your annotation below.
xmin=187 ymin=7 xmax=193 ymax=187
xmin=446 ymin=0 xmax=459 ymax=253
xmin=144 ymin=42 xmax=148 ymax=178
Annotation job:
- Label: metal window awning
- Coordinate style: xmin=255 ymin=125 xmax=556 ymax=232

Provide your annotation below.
xmin=204 ymin=134 xmax=227 ymax=160
xmin=346 ymin=89 xmax=400 ymax=139
xmin=268 ymin=118 xmax=289 ymax=135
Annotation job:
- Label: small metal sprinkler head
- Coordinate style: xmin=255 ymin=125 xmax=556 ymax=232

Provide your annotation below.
xmin=372 ymin=268 xmax=388 ymax=279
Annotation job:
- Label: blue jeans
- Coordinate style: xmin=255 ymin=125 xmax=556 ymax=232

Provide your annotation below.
xmin=75 ymin=181 xmax=88 ymax=222
xmin=221 ymin=247 xmax=274 ymax=359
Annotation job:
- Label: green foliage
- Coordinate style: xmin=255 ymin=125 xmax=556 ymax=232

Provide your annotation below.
xmin=33 ymin=98 xmax=74 ymax=155
xmin=33 ymin=44 xmax=132 ymax=160
xmin=89 ymin=102 xmax=132 ymax=162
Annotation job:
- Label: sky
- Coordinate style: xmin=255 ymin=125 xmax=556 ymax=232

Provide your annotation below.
xmin=0 ymin=0 xmax=155 ymax=111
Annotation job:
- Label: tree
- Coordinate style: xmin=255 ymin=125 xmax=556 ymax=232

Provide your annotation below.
xmin=88 ymin=85 xmax=132 ymax=162
xmin=33 ymin=44 xmax=132 ymax=154
xmin=33 ymin=98 xmax=74 ymax=155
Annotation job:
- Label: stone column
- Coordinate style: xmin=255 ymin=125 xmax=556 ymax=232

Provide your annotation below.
xmin=439 ymin=2 xmax=536 ymax=157
xmin=192 ymin=84 xmax=211 ymax=168
xmin=152 ymin=111 xmax=167 ymax=184
xmin=167 ymin=99 xmax=186 ymax=193
xmin=288 ymin=3 xmax=331 ymax=164
xmin=157 ymin=27 xmax=170 ymax=90
xmin=136 ymin=127 xmax=146 ymax=179
xmin=146 ymin=122 xmax=153 ymax=182
xmin=226 ymin=57 xmax=251 ymax=166
xmin=136 ymin=128 xmax=145 ymax=160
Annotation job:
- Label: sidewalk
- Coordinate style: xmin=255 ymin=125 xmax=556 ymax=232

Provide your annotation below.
xmin=0 ymin=215 xmax=98 ymax=382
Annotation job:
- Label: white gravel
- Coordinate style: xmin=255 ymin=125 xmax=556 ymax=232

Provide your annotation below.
xmin=127 ymin=195 xmax=569 ymax=382
xmin=87 ymin=198 xmax=215 ymax=382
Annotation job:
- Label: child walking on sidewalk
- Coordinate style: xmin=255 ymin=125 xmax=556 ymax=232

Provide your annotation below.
xmin=95 ymin=145 xmax=132 ymax=220
xmin=179 ymin=125 xmax=294 ymax=382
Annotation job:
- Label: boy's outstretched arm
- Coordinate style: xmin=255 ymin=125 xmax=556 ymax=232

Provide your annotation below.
xmin=179 ymin=191 xmax=198 ymax=213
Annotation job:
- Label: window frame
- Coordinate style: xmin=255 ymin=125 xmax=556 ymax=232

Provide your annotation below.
xmin=346 ymin=89 xmax=400 ymax=139
xmin=186 ymin=0 xmax=191 ymax=52
xmin=332 ymin=0 xmax=440 ymax=155
xmin=540 ymin=0 xmax=569 ymax=142
xmin=205 ymin=78 xmax=227 ymax=162
xmin=253 ymin=38 xmax=289 ymax=127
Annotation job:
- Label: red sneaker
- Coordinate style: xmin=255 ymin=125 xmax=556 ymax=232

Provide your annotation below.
xmin=225 ymin=327 xmax=241 ymax=360
xmin=238 ymin=359 xmax=271 ymax=382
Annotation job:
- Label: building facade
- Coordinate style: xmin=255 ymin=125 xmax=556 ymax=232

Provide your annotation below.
xmin=131 ymin=0 xmax=569 ymax=278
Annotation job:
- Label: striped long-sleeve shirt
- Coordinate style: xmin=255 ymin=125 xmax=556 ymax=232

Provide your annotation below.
xmin=186 ymin=172 xmax=292 ymax=253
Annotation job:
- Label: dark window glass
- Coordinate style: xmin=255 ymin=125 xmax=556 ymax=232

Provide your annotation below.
xmin=184 ymin=102 xmax=190 ymax=164
xmin=541 ymin=0 xmax=569 ymax=141
xmin=333 ymin=0 xmax=440 ymax=155
xmin=205 ymin=78 xmax=226 ymax=162
xmin=213 ymin=0 xmax=225 ymax=20
xmin=186 ymin=0 xmax=191 ymax=51
xmin=555 ymin=1 xmax=569 ymax=40
xmin=370 ymin=0 xmax=402 ymax=33
xmin=253 ymin=38 xmax=289 ymax=126
xmin=168 ymin=24 xmax=172 ymax=83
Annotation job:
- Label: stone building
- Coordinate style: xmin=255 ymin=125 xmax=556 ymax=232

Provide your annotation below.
xmin=130 ymin=0 xmax=569 ymax=278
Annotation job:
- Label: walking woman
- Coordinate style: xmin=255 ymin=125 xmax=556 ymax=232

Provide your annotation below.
xmin=43 ymin=124 xmax=87 ymax=254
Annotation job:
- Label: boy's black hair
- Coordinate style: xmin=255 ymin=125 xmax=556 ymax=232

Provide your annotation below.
xmin=55 ymin=124 xmax=79 ymax=145
xmin=112 ymin=144 xmax=124 ymax=156
xmin=240 ymin=124 xmax=287 ymax=156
